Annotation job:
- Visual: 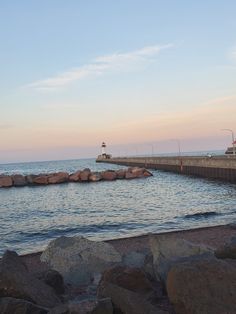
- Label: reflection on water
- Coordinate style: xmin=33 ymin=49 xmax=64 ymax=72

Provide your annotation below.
xmin=0 ymin=158 xmax=236 ymax=255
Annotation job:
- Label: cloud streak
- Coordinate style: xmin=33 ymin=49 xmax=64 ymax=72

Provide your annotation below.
xmin=26 ymin=44 xmax=173 ymax=90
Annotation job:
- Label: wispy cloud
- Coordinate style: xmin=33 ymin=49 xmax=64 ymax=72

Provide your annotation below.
xmin=0 ymin=124 xmax=13 ymax=130
xmin=229 ymin=45 xmax=236 ymax=61
xmin=26 ymin=44 xmax=173 ymax=91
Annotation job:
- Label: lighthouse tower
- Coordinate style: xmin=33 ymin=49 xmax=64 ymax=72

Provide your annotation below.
xmin=101 ymin=142 xmax=106 ymax=157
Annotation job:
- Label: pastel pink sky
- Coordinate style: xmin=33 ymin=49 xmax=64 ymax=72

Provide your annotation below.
xmin=0 ymin=2 xmax=236 ymax=163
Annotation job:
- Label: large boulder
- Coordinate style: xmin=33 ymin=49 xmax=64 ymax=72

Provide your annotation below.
xmin=80 ymin=168 xmax=91 ymax=182
xmin=101 ymin=170 xmax=117 ymax=181
xmin=115 ymin=169 xmax=126 ymax=179
xmin=0 ymin=250 xmax=61 ymax=308
xmin=149 ymin=235 xmax=213 ymax=282
xmin=125 ymin=167 xmax=153 ymax=179
xmin=215 ymin=236 xmax=236 ymax=259
xmin=0 ymin=175 xmax=13 ymax=188
xmin=37 ymin=269 xmax=65 ymax=295
xmin=32 ymin=175 xmax=49 ymax=185
xmin=68 ymin=171 xmax=81 ymax=182
xmin=167 ymin=256 xmax=236 ymax=314
xmin=40 ymin=236 xmax=122 ymax=285
xmin=89 ymin=172 xmax=102 ymax=182
xmin=0 ymin=297 xmax=48 ymax=314
xmin=26 ymin=174 xmax=37 ymax=185
xmin=48 ymin=172 xmax=69 ymax=184
xmin=12 ymin=174 xmax=27 ymax=187
xmin=97 ymin=266 xmax=168 ymax=314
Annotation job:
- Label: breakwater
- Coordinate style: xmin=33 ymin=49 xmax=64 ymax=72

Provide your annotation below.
xmin=0 ymin=167 xmax=152 ymax=188
xmin=96 ymin=156 xmax=236 ymax=183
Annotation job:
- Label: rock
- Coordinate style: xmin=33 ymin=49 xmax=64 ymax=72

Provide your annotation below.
xmin=149 ymin=235 xmax=213 ymax=283
xmin=48 ymin=172 xmax=69 ymax=184
xmin=12 ymin=174 xmax=27 ymax=186
xmin=33 ymin=175 xmax=49 ymax=185
xmin=91 ymin=298 xmax=113 ymax=314
xmin=215 ymin=236 xmax=236 ymax=259
xmin=64 ymin=298 xmax=113 ymax=314
xmin=101 ymin=170 xmax=117 ymax=181
xmin=115 ymin=169 xmax=126 ymax=179
xmin=89 ymin=172 xmax=102 ymax=182
xmin=26 ymin=174 xmax=38 ymax=185
xmin=40 ymin=236 xmax=122 ymax=285
xmin=0 ymin=175 xmax=13 ymax=188
xmin=167 ymin=256 xmax=236 ymax=314
xmin=0 ymin=297 xmax=48 ymax=314
xmin=48 ymin=304 xmax=69 ymax=314
xmin=122 ymin=251 xmax=146 ymax=268
xmin=143 ymin=170 xmax=153 ymax=177
xmin=69 ymin=171 xmax=81 ymax=182
xmin=125 ymin=171 xmax=138 ymax=179
xmin=39 ymin=269 xmax=65 ymax=295
xmin=125 ymin=167 xmax=153 ymax=179
xmin=97 ymin=267 xmax=168 ymax=314
xmin=98 ymin=266 xmax=154 ymax=294
xmin=0 ymin=250 xmax=61 ymax=308
xmin=80 ymin=168 xmax=91 ymax=182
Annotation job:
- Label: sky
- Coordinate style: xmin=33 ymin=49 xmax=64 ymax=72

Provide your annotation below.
xmin=0 ymin=0 xmax=236 ymax=163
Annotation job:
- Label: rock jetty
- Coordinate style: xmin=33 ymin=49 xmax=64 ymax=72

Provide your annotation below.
xmin=1 ymin=230 xmax=236 ymax=313
xmin=0 ymin=167 xmax=152 ymax=188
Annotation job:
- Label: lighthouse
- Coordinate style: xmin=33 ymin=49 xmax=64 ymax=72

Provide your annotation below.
xmin=101 ymin=142 xmax=106 ymax=156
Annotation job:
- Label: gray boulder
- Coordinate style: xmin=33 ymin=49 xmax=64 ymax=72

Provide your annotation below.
xmin=12 ymin=174 xmax=27 ymax=186
xmin=149 ymin=235 xmax=213 ymax=282
xmin=0 ymin=251 xmax=61 ymax=308
xmin=40 ymin=236 xmax=122 ymax=285
xmin=0 ymin=297 xmax=48 ymax=314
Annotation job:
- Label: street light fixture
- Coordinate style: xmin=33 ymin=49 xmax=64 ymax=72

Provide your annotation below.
xmin=221 ymin=129 xmax=235 ymax=155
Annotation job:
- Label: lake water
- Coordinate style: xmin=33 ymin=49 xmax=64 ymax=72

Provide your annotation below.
xmin=0 ymin=157 xmax=236 ymax=255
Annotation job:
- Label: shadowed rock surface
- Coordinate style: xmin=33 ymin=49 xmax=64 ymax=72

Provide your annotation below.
xmin=0 ymin=297 xmax=48 ymax=314
xmin=167 ymin=256 xmax=236 ymax=314
xmin=0 ymin=251 xmax=61 ymax=308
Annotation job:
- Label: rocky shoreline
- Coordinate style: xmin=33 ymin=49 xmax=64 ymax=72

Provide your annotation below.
xmin=1 ymin=224 xmax=236 ymax=314
xmin=0 ymin=167 xmax=152 ymax=188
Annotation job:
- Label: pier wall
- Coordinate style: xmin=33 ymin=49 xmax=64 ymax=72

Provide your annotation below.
xmin=97 ymin=156 xmax=236 ymax=183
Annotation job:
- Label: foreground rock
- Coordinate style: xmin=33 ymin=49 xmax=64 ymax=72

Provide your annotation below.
xmin=149 ymin=235 xmax=213 ymax=283
xmin=97 ymin=266 xmax=169 ymax=314
xmin=0 ymin=251 xmax=61 ymax=308
xmin=0 ymin=297 xmax=48 ymax=314
xmin=215 ymin=236 xmax=236 ymax=259
xmin=167 ymin=256 xmax=236 ymax=314
xmin=37 ymin=269 xmax=65 ymax=295
xmin=40 ymin=236 xmax=122 ymax=285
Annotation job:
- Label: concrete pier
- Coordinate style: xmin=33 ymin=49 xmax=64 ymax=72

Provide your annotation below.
xmin=96 ymin=156 xmax=236 ymax=183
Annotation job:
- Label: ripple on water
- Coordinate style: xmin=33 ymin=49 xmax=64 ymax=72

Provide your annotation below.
xmin=0 ymin=158 xmax=236 ymax=255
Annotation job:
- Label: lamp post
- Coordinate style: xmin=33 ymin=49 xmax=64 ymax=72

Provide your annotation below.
xmin=171 ymin=139 xmax=183 ymax=171
xmin=221 ymin=129 xmax=235 ymax=155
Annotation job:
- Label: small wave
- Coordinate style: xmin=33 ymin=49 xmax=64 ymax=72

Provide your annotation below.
xmin=184 ymin=211 xmax=220 ymax=219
